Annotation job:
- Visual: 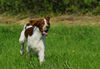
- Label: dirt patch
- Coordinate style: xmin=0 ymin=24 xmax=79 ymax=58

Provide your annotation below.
xmin=0 ymin=15 xmax=100 ymax=27
xmin=0 ymin=16 xmax=18 ymax=24
xmin=51 ymin=15 xmax=100 ymax=27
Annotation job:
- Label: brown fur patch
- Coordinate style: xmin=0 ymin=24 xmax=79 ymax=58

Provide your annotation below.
xmin=26 ymin=20 xmax=37 ymax=26
xmin=27 ymin=19 xmax=45 ymax=32
xmin=25 ymin=27 xmax=34 ymax=38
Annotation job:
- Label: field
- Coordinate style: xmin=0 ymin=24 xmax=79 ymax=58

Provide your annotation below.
xmin=0 ymin=24 xmax=100 ymax=69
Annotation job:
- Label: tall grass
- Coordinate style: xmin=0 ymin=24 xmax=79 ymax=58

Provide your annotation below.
xmin=0 ymin=25 xmax=100 ymax=69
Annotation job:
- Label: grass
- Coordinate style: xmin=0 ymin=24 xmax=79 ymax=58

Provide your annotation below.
xmin=0 ymin=25 xmax=100 ymax=69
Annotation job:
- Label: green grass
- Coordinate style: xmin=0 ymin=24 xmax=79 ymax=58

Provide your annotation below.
xmin=0 ymin=25 xmax=100 ymax=69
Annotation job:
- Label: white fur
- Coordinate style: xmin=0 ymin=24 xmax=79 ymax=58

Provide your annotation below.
xmin=19 ymin=19 xmax=47 ymax=64
xmin=26 ymin=25 xmax=33 ymax=29
xmin=43 ymin=19 xmax=48 ymax=31
xmin=44 ymin=19 xmax=47 ymax=26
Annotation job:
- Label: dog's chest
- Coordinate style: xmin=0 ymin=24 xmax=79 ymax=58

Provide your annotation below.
xmin=27 ymin=27 xmax=45 ymax=50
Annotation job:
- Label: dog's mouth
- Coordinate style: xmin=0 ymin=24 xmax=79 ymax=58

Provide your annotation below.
xmin=42 ymin=30 xmax=48 ymax=36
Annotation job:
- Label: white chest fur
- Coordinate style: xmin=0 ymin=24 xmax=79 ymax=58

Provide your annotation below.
xmin=27 ymin=27 xmax=45 ymax=51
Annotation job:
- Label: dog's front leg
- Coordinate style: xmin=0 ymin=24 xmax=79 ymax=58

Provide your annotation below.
xmin=38 ymin=49 xmax=45 ymax=64
xmin=20 ymin=43 xmax=24 ymax=55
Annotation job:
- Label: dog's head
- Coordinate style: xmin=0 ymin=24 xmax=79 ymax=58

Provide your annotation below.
xmin=30 ymin=16 xmax=50 ymax=36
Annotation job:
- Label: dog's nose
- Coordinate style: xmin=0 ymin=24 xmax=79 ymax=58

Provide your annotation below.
xmin=46 ymin=25 xmax=50 ymax=29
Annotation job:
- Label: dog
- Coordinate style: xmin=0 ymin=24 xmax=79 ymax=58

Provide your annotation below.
xmin=19 ymin=16 xmax=50 ymax=64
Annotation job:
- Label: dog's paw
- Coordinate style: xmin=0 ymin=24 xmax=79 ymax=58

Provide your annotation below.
xmin=26 ymin=53 xmax=30 ymax=59
xmin=20 ymin=50 xmax=24 ymax=56
xmin=40 ymin=59 xmax=45 ymax=65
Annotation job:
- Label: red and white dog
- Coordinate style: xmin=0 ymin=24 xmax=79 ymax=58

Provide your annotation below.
xmin=19 ymin=16 xmax=50 ymax=64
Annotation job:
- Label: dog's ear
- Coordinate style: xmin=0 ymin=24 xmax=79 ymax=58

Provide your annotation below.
xmin=45 ymin=16 xmax=50 ymax=21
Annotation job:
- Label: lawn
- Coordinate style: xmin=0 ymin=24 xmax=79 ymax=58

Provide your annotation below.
xmin=0 ymin=25 xmax=100 ymax=69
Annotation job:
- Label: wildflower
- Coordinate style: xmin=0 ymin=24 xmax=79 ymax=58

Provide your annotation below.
xmin=72 ymin=49 xmax=75 ymax=53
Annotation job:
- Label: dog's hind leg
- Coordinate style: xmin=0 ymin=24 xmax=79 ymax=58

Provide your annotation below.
xmin=19 ymin=29 xmax=26 ymax=55
xmin=26 ymin=45 xmax=30 ymax=58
